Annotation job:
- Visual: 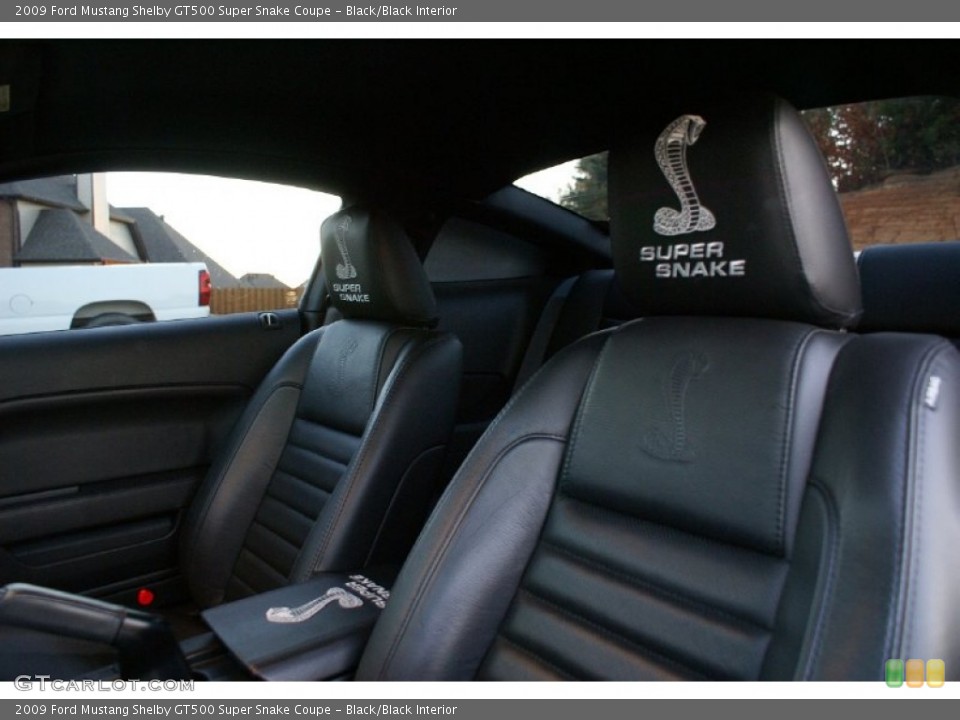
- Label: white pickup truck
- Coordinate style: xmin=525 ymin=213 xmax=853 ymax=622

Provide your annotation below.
xmin=0 ymin=263 xmax=212 ymax=336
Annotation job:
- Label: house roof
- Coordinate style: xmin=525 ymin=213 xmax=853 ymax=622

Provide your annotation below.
xmin=16 ymin=208 xmax=140 ymax=263
xmin=121 ymin=207 xmax=238 ymax=287
xmin=0 ymin=176 xmax=141 ymax=226
xmin=237 ymin=273 xmax=289 ymax=289
xmin=0 ymin=176 xmax=87 ymax=211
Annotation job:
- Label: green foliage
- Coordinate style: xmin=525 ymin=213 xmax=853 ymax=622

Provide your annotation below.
xmin=559 ymin=152 xmax=608 ymax=221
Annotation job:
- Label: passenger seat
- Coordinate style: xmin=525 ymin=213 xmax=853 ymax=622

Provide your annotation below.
xmin=0 ymin=205 xmax=462 ymax=678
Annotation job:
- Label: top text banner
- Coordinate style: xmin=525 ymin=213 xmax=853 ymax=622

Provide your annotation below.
xmin=4 ymin=1 xmax=960 ymax=21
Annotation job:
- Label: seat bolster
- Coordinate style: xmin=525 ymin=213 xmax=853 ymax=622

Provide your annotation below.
xmin=293 ymin=330 xmax=464 ymax=576
xmin=357 ymin=332 xmax=610 ymax=681
xmin=796 ymin=334 xmax=960 ymax=680
xmin=179 ymin=329 xmax=322 ymax=608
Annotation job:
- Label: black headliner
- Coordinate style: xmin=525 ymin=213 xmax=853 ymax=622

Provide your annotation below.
xmin=0 ymin=40 xmax=956 ymax=203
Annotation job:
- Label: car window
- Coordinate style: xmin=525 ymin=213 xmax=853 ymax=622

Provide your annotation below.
xmin=515 ymin=95 xmax=959 ymax=250
xmin=515 ymin=152 xmax=608 ymax=223
xmin=0 ymin=172 xmax=340 ymax=336
xmin=803 ymin=96 xmax=959 ymax=250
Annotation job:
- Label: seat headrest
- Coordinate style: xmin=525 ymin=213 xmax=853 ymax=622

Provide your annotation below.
xmin=858 ymin=242 xmax=960 ymax=337
xmin=321 ymin=206 xmax=437 ymax=326
xmin=609 ymin=95 xmax=862 ymax=329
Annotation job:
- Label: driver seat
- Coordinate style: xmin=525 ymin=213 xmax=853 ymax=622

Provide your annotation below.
xmin=356 ymin=96 xmax=960 ymax=681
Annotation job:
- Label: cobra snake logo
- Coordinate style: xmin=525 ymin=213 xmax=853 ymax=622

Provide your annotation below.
xmin=335 ymin=215 xmax=358 ymax=280
xmin=653 ymin=115 xmax=716 ymax=237
xmin=641 ymin=351 xmax=709 ymax=463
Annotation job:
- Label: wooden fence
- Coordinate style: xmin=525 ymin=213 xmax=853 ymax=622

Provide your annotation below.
xmin=210 ymin=287 xmax=303 ymax=315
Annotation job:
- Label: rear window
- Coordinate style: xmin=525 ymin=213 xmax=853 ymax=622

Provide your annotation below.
xmin=515 ymin=96 xmax=960 ymax=249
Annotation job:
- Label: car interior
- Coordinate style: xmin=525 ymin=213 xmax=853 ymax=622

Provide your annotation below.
xmin=0 ymin=40 xmax=958 ymax=683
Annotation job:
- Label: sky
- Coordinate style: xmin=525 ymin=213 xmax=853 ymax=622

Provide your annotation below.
xmin=106 ymin=172 xmax=342 ymax=288
xmin=105 ymin=162 xmax=579 ymax=288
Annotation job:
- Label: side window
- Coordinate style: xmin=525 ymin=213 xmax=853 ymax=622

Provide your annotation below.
xmin=0 ymin=172 xmax=339 ymax=336
xmin=801 ymin=96 xmax=959 ymax=250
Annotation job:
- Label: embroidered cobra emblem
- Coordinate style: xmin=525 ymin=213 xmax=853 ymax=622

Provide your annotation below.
xmin=641 ymin=351 xmax=710 ymax=463
xmin=265 ymin=586 xmax=362 ymax=624
xmin=335 ymin=215 xmax=358 ymax=280
xmin=653 ymin=115 xmax=716 ymax=237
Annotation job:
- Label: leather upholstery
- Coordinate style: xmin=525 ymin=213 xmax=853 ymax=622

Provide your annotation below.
xmin=357 ymin=96 xmax=960 ymax=681
xmin=183 ymin=217 xmax=461 ymax=608
xmin=609 ymin=95 xmax=861 ymax=329
xmin=858 ymin=242 xmax=960 ymax=337
xmin=322 ymin=206 xmax=438 ymax=326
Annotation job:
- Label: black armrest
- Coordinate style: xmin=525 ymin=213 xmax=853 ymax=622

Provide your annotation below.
xmin=0 ymin=583 xmax=191 ymax=680
xmin=202 ymin=571 xmax=393 ymax=680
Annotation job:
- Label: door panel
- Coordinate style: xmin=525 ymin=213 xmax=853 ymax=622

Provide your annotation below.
xmin=0 ymin=311 xmax=301 ymax=602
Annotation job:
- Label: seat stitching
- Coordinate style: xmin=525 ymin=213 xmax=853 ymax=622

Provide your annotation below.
xmin=540 ymin=539 xmax=769 ymax=632
xmin=557 ymin=491 xmax=782 ymax=558
xmin=375 ymin=433 xmax=567 ymax=679
xmin=308 ymin=335 xmax=441 ymax=571
xmin=798 ymin=480 xmax=841 ymax=679
xmin=775 ymin=327 xmax=823 ymax=556
xmin=519 ymin=587 xmax=714 ymax=680
xmin=374 ymin=334 xmax=610 ymax=679
xmin=901 ymin=341 xmax=947 ymax=657
xmin=491 ymin=635 xmax=579 ymax=680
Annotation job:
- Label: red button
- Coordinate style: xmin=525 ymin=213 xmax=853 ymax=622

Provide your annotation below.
xmin=136 ymin=588 xmax=155 ymax=607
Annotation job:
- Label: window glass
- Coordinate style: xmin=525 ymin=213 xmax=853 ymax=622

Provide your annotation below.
xmin=800 ymin=96 xmax=959 ymax=250
xmin=0 ymin=172 xmax=339 ymax=336
xmin=515 ymin=152 xmax=608 ymax=222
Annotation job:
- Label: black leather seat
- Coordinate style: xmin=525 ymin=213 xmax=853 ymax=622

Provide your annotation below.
xmin=356 ymin=97 xmax=960 ymax=681
xmin=181 ymin=206 xmax=461 ymax=605
xmin=0 ymin=206 xmax=462 ymax=678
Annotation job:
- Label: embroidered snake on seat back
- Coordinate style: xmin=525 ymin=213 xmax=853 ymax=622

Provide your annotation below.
xmin=653 ymin=115 xmax=716 ymax=237
xmin=335 ymin=215 xmax=358 ymax=280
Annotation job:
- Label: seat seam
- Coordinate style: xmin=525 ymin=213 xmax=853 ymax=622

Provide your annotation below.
xmin=375 ymin=433 xmax=568 ymax=679
xmin=308 ymin=335 xmax=442 ymax=571
xmin=540 ymin=538 xmax=770 ymax=632
xmin=374 ymin=335 xmax=610 ymax=679
xmin=491 ymin=635 xmax=579 ymax=680
xmin=772 ymin=98 xmax=857 ymax=323
xmin=519 ymin=587 xmax=714 ymax=680
xmin=774 ymin=327 xmax=824 ymax=555
xmin=188 ymin=380 xmax=303 ymax=546
xmin=900 ymin=340 xmax=947 ymax=657
xmin=796 ymin=479 xmax=841 ymax=680
xmin=557 ymin=491 xmax=783 ymax=559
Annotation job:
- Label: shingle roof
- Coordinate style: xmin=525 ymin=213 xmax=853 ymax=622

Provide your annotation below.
xmin=237 ymin=273 xmax=289 ymax=289
xmin=0 ymin=177 xmax=137 ymax=223
xmin=16 ymin=209 xmax=139 ymax=263
xmin=0 ymin=176 xmax=87 ymax=211
xmin=121 ymin=207 xmax=238 ymax=287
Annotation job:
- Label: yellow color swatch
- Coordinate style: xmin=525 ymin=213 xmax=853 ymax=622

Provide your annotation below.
xmin=926 ymin=659 xmax=945 ymax=688
xmin=906 ymin=659 xmax=925 ymax=687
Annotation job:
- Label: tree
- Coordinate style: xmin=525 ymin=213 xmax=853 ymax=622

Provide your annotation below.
xmin=802 ymin=97 xmax=960 ymax=193
xmin=559 ymin=152 xmax=608 ymax=221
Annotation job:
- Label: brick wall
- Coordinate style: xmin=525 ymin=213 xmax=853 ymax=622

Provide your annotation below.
xmin=839 ymin=166 xmax=960 ymax=251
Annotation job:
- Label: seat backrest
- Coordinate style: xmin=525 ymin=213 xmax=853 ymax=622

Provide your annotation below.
xmin=357 ymin=97 xmax=960 ymax=681
xmin=858 ymin=241 xmax=960 ymax=344
xmin=180 ymin=207 xmax=462 ymax=608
